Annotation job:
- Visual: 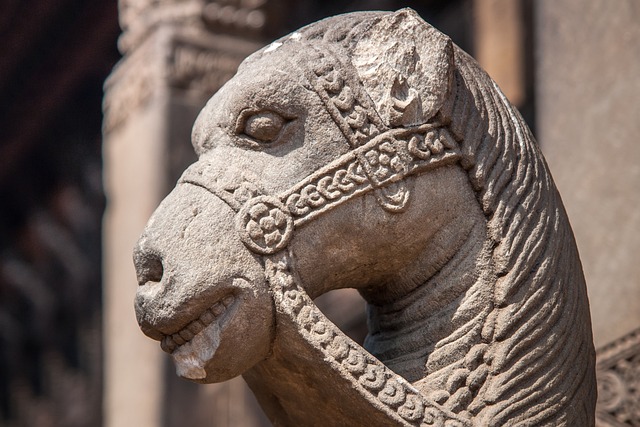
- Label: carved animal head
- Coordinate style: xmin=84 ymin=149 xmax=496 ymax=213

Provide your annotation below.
xmin=134 ymin=9 xmax=595 ymax=425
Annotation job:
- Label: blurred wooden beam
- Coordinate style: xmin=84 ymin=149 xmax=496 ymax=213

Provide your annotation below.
xmin=0 ymin=1 xmax=119 ymax=187
xmin=0 ymin=1 xmax=70 ymax=86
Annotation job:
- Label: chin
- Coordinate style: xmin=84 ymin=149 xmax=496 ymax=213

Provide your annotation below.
xmin=167 ymin=282 xmax=275 ymax=383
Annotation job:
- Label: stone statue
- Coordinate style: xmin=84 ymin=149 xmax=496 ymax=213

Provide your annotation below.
xmin=133 ymin=9 xmax=596 ymax=426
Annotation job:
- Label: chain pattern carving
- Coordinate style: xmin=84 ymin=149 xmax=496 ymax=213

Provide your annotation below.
xmin=265 ymin=252 xmax=471 ymax=427
xmin=283 ymin=124 xmax=459 ymax=228
xmin=181 ymin=123 xmax=460 ymax=255
xmin=306 ymin=48 xmax=386 ymax=149
xmin=596 ymin=328 xmax=640 ymax=427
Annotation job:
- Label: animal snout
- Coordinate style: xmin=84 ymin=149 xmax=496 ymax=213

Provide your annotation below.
xmin=134 ymin=245 xmax=164 ymax=286
xmin=133 ymin=243 xmax=168 ymax=340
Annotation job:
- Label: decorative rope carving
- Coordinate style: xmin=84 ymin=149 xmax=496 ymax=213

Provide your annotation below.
xmin=181 ymin=123 xmax=460 ymax=254
xmin=596 ymin=328 xmax=640 ymax=427
xmin=305 ymin=47 xmax=386 ymax=149
xmin=265 ymin=251 xmax=471 ymax=427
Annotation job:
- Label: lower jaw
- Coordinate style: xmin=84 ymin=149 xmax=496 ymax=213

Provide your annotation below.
xmin=171 ymin=319 xmax=222 ymax=380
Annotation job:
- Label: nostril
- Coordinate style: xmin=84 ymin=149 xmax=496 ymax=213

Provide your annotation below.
xmin=134 ymin=250 xmax=164 ymax=286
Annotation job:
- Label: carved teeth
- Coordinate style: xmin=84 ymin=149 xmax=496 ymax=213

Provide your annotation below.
xmin=173 ymin=334 xmax=186 ymax=346
xmin=211 ymin=302 xmax=225 ymax=316
xmin=201 ymin=310 xmax=215 ymax=324
xmin=179 ymin=329 xmax=194 ymax=341
xmin=161 ymin=294 xmax=236 ymax=354
xmin=161 ymin=335 xmax=176 ymax=353
xmin=189 ymin=320 xmax=204 ymax=333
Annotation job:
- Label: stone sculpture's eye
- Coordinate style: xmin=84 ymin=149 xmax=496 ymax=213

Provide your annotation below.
xmin=241 ymin=111 xmax=286 ymax=143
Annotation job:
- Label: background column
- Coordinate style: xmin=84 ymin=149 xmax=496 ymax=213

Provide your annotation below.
xmin=535 ymin=1 xmax=640 ymax=424
xmin=102 ymin=1 xmax=268 ymax=425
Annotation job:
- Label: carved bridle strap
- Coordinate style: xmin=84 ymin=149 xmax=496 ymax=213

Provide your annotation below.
xmin=181 ymin=123 xmax=459 ymax=255
xmin=265 ymin=251 xmax=471 ymax=427
xmin=304 ymin=46 xmax=386 ymax=149
xmin=304 ymin=45 xmax=419 ymax=214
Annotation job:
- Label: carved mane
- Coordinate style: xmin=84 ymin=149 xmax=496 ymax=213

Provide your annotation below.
xmin=446 ymin=51 xmax=596 ymax=425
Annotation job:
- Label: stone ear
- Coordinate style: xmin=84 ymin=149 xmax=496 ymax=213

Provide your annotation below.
xmin=351 ymin=8 xmax=454 ymax=127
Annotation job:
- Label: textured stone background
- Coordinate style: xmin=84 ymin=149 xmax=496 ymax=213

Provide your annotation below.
xmin=536 ymin=0 xmax=640 ymax=348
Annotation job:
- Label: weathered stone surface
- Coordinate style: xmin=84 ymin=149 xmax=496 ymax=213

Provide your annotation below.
xmin=133 ymin=9 xmax=596 ymax=425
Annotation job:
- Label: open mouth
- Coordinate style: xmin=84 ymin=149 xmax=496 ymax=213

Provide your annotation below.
xmin=161 ymin=294 xmax=236 ymax=354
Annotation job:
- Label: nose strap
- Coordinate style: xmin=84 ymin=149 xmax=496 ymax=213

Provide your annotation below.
xmin=180 ymin=122 xmax=460 ymax=255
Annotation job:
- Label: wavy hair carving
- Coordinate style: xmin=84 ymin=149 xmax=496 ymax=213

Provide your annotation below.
xmin=447 ymin=50 xmax=596 ymax=425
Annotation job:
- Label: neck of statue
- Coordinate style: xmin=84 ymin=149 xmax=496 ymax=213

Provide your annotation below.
xmin=243 ymin=315 xmax=406 ymax=426
xmin=242 ymin=251 xmax=473 ymax=426
xmin=361 ymin=218 xmax=494 ymax=392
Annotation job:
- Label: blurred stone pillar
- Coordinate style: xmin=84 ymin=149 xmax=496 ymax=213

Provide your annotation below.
xmin=536 ymin=0 xmax=640 ymax=348
xmin=473 ymin=0 xmax=525 ymax=107
xmin=535 ymin=1 xmax=640 ymax=424
xmin=102 ymin=1 xmax=273 ymax=425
